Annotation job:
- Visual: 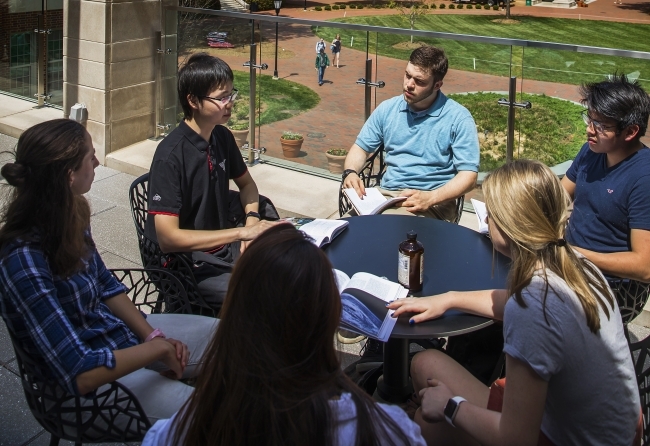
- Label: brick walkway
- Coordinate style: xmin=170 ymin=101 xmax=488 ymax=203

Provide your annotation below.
xmin=214 ymin=1 xmax=649 ymax=170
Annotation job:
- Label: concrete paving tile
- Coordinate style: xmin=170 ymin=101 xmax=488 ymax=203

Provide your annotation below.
xmin=0 ymin=94 xmax=35 ymax=118
xmin=100 ymin=251 xmax=143 ymax=270
xmin=0 ymin=107 xmax=63 ymax=139
xmin=0 ymin=366 xmax=45 ymax=446
xmin=86 ymin=194 xmax=117 ymax=216
xmin=0 ymin=321 xmax=15 ymax=365
xmin=25 ymin=430 xmax=128 ymax=446
xmin=628 ymin=323 xmax=650 ymax=343
xmin=91 ymin=206 xmax=142 ymax=265
xmin=94 ymin=165 xmax=122 ymax=183
xmin=88 ymin=172 xmax=137 ymax=208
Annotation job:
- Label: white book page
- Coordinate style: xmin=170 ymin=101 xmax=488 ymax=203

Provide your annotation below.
xmin=343 ymin=188 xmax=388 ymax=215
xmin=470 ymin=199 xmax=489 ymax=235
xmin=299 ymin=219 xmax=348 ymax=247
xmin=333 ymin=269 xmax=351 ymax=294
xmin=346 ymin=272 xmax=408 ymax=302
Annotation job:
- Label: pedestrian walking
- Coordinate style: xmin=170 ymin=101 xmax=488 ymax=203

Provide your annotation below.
xmin=315 ymin=38 xmax=326 ymax=53
xmin=315 ymin=47 xmax=330 ymax=86
xmin=331 ymin=34 xmax=342 ymax=68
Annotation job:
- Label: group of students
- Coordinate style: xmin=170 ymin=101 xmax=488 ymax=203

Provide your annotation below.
xmin=0 ymin=46 xmax=647 ymax=445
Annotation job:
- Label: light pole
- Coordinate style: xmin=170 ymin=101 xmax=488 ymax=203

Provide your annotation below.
xmin=273 ymin=0 xmax=282 ymax=80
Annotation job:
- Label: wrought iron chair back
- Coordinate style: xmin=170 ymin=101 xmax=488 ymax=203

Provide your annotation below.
xmin=337 ymin=147 xmax=464 ymax=224
xmin=7 ymin=267 xmax=188 ymax=445
xmin=608 ymin=279 xmax=650 ymax=342
xmin=128 ymin=173 xmax=220 ymax=317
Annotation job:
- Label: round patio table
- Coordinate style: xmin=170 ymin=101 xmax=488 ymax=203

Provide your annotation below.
xmin=325 ymin=214 xmax=510 ymax=403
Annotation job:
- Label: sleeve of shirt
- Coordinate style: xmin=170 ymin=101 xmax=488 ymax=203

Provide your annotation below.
xmin=378 ymin=403 xmax=427 ymax=445
xmin=565 ymin=143 xmax=588 ymax=183
xmin=355 ymin=101 xmax=387 ymax=154
xmin=450 ymin=114 xmax=480 ymax=172
xmin=502 ymin=284 xmax=565 ymax=382
xmin=148 ymin=158 xmax=182 ymax=216
xmin=3 ymin=247 xmax=116 ymax=395
xmin=628 ymin=173 xmax=650 ymax=231
xmin=94 ymin=250 xmax=128 ymax=301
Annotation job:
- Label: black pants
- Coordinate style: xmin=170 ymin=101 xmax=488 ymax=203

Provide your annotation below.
xmin=193 ymin=192 xmax=279 ymax=307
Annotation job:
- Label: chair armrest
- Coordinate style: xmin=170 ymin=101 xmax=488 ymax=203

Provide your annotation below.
xmin=338 ymin=147 xmax=386 ymax=217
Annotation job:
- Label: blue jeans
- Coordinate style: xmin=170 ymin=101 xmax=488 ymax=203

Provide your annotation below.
xmin=318 ymin=65 xmax=326 ymax=84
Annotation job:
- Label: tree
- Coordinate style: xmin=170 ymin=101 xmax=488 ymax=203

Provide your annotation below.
xmin=391 ymin=0 xmax=430 ymax=44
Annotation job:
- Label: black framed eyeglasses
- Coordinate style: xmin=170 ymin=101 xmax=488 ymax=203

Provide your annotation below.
xmin=201 ymin=88 xmax=239 ymax=105
xmin=581 ymin=110 xmax=618 ymax=134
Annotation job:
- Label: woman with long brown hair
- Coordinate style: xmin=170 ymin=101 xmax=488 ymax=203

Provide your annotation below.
xmin=143 ymin=224 xmax=425 ymax=445
xmin=389 ymin=160 xmax=640 ymax=445
xmin=0 ymin=119 xmax=217 ymax=424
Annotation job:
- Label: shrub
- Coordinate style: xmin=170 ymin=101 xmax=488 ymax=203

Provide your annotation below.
xmin=333 ymin=4 xmax=340 ymax=9
xmin=249 ymin=0 xmax=274 ymax=10
xmin=439 ymin=3 xmax=445 ymax=7
xmin=357 ymin=4 xmax=364 ymax=8
xmin=449 ymin=3 xmax=455 ymax=8
xmin=467 ymin=3 xmax=473 ymax=7
xmin=474 ymin=3 xmax=481 ymax=7
xmin=281 ymin=131 xmax=303 ymax=140
xmin=349 ymin=3 xmax=356 ymax=7
xmin=457 ymin=3 xmax=463 ymax=8
xmin=421 ymin=3 xmax=429 ymax=8
xmin=375 ymin=4 xmax=382 ymax=7
xmin=327 ymin=148 xmax=348 ymax=156
xmin=324 ymin=5 xmax=331 ymax=10
xmin=430 ymin=3 xmax=437 ymax=8
xmin=340 ymin=4 xmax=346 ymax=8
xmin=492 ymin=4 xmax=498 ymax=9
xmin=315 ymin=5 xmax=322 ymax=9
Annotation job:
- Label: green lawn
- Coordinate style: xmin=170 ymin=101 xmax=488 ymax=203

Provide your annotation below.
xmin=230 ymin=70 xmax=320 ymax=127
xmin=448 ymin=92 xmax=587 ymax=170
xmin=314 ymin=15 xmax=650 ymax=88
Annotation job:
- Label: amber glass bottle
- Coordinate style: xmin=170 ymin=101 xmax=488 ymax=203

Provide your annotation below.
xmin=398 ymin=231 xmax=424 ymax=292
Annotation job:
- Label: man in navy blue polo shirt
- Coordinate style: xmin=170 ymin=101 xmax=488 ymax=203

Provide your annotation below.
xmin=145 ymin=54 xmax=280 ymax=307
xmin=342 ymin=46 xmax=479 ymax=222
xmin=562 ymin=74 xmax=650 ymax=283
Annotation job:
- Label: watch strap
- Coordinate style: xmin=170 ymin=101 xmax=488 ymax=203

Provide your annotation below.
xmin=246 ymin=211 xmax=261 ymax=220
xmin=444 ymin=396 xmax=466 ymax=427
xmin=341 ymin=169 xmax=357 ymax=181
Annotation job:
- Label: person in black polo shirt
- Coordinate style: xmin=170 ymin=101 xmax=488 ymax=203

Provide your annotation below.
xmin=145 ymin=53 xmax=281 ymax=308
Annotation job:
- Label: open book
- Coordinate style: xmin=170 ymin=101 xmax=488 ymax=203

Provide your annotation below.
xmin=284 ymin=218 xmax=349 ymax=248
xmin=334 ymin=269 xmax=409 ymax=342
xmin=470 ymin=199 xmax=489 ymax=235
xmin=343 ymin=187 xmax=407 ymax=216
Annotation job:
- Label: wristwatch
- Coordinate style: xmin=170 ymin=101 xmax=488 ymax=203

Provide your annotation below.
xmin=341 ymin=169 xmax=357 ymax=181
xmin=443 ymin=396 xmax=466 ymax=427
xmin=246 ymin=211 xmax=261 ymax=220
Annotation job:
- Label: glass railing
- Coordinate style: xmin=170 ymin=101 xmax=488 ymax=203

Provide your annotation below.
xmin=160 ymin=6 xmax=650 ymax=175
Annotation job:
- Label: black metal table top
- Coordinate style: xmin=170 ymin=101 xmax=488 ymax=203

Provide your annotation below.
xmin=325 ymin=215 xmax=510 ymax=338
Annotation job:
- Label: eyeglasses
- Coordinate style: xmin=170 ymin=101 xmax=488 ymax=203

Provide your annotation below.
xmin=581 ymin=110 xmax=618 ymax=134
xmin=201 ymin=89 xmax=239 ymax=105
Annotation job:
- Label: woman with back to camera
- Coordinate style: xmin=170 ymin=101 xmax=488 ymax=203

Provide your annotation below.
xmin=0 ymin=119 xmax=217 ymax=424
xmin=389 ymin=160 xmax=640 ymax=445
xmin=142 ymin=224 xmax=426 ymax=445
xmin=332 ymin=33 xmax=342 ymax=68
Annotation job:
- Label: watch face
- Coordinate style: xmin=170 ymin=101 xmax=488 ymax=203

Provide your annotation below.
xmin=443 ymin=398 xmax=458 ymax=420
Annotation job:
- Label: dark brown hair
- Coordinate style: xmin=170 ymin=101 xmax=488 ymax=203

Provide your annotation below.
xmin=178 ymin=52 xmax=234 ymax=120
xmin=0 ymin=119 xmax=92 ymax=277
xmin=172 ymin=225 xmax=409 ymax=446
xmin=409 ymin=46 xmax=448 ymax=83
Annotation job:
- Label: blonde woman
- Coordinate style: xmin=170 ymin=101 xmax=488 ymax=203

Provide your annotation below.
xmin=389 ymin=160 xmax=640 ymax=445
xmin=331 ymin=34 xmax=342 ymax=68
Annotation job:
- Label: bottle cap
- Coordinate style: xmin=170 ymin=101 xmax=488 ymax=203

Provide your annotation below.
xmin=407 ymin=230 xmax=417 ymax=240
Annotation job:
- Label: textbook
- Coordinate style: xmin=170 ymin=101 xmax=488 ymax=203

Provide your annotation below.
xmin=334 ymin=269 xmax=409 ymax=342
xmin=470 ymin=199 xmax=489 ymax=235
xmin=343 ymin=187 xmax=407 ymax=216
xmin=285 ymin=218 xmax=349 ymax=248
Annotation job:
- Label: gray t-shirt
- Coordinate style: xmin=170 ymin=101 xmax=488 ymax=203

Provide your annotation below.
xmin=503 ymin=269 xmax=639 ymax=445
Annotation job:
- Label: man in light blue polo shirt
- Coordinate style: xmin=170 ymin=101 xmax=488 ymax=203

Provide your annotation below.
xmin=342 ymin=46 xmax=479 ymax=222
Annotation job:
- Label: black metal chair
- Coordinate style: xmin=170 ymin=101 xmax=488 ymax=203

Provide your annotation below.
xmin=337 ymin=146 xmax=465 ymax=224
xmin=128 ymin=173 xmax=221 ymax=318
xmin=628 ymin=334 xmax=650 ymax=445
xmin=8 ymin=267 xmax=188 ymax=446
xmin=609 ymin=279 xmax=650 ymax=342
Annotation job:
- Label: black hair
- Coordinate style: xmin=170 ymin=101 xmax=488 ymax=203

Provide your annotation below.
xmin=409 ymin=46 xmax=448 ymax=83
xmin=580 ymin=73 xmax=650 ymax=139
xmin=178 ymin=52 xmax=234 ymax=119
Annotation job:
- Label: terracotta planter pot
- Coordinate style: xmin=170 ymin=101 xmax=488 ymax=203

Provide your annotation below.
xmin=325 ymin=152 xmax=347 ymax=174
xmin=280 ymin=137 xmax=304 ymax=158
xmin=228 ymin=128 xmax=249 ymax=148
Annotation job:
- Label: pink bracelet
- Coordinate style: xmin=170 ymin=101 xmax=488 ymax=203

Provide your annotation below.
xmin=144 ymin=328 xmax=166 ymax=342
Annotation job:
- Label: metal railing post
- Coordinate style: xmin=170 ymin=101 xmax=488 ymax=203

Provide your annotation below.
xmin=497 ymin=76 xmax=531 ymax=163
